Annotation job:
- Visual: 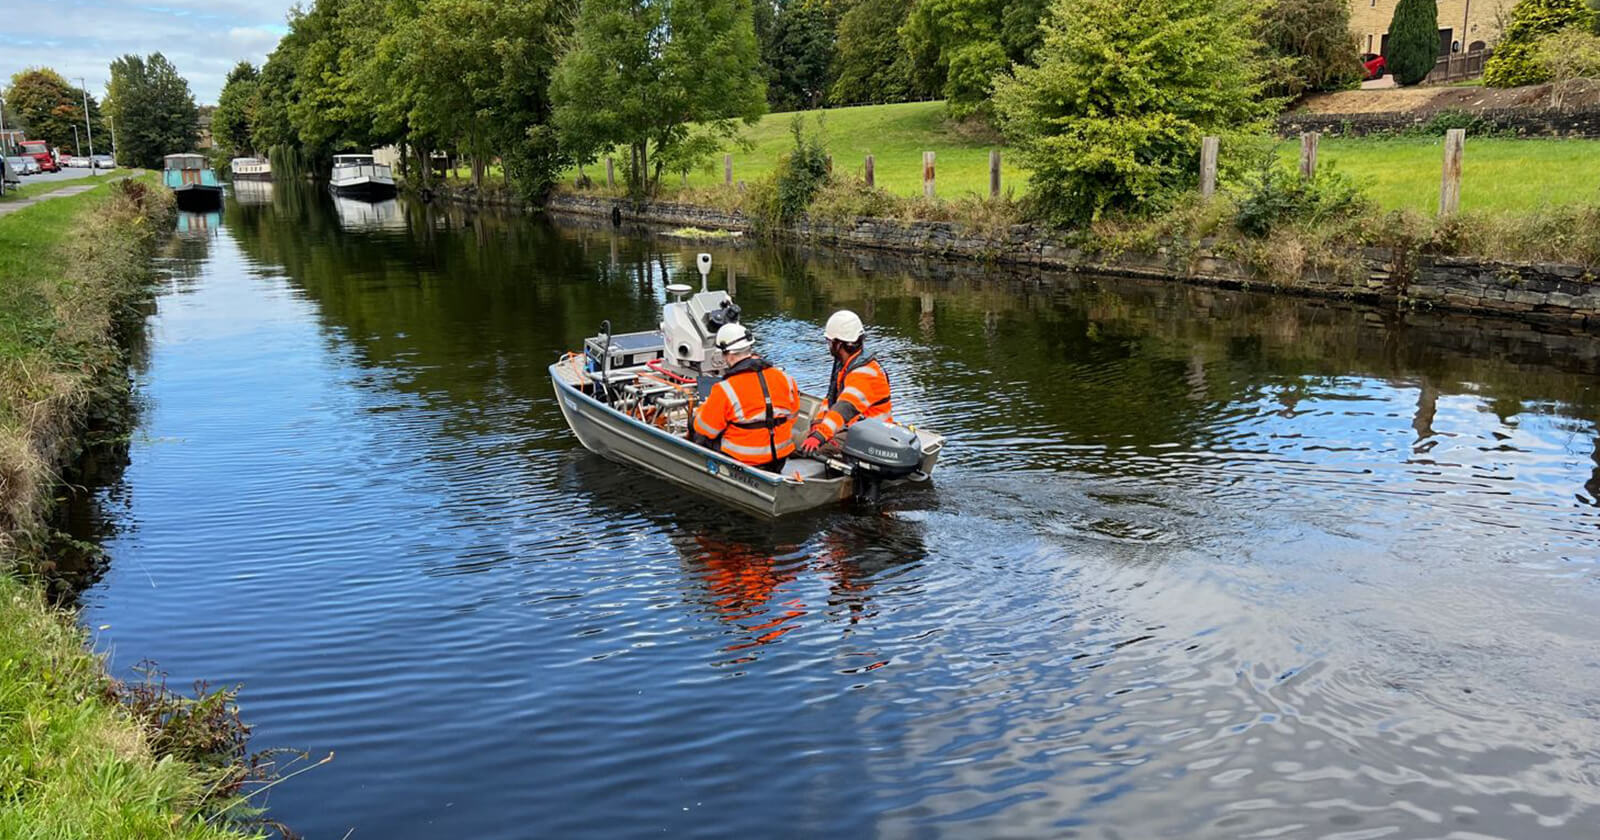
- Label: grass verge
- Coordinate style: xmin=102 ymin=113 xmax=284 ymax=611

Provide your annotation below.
xmin=0 ymin=173 xmax=117 ymax=204
xmin=0 ymin=175 xmax=266 ymax=839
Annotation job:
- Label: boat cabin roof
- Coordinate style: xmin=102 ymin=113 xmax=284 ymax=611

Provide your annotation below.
xmin=333 ymin=154 xmax=375 ymax=164
xmin=163 ymin=154 xmax=206 ymax=170
xmin=230 ymin=156 xmax=265 ymax=165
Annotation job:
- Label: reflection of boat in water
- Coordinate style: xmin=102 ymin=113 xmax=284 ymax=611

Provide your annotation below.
xmin=163 ymin=153 xmax=223 ymax=210
xmin=230 ymin=156 xmax=272 ymax=181
xmin=550 ymin=254 xmax=944 ymax=517
xmin=330 ymin=194 xmax=405 ymax=231
xmin=328 ymin=153 xmax=396 ymax=200
xmin=175 ymin=209 xmax=223 ymax=235
xmin=231 ymin=179 xmax=274 ymax=206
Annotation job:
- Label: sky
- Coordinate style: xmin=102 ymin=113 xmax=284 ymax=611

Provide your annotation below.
xmin=1 ymin=0 xmax=294 ymax=105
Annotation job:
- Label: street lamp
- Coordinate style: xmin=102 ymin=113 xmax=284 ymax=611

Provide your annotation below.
xmin=0 ymin=93 xmax=8 ymax=156
xmin=79 ymin=77 xmax=96 ymax=177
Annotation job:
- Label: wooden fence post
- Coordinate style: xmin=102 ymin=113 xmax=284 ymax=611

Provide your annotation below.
xmin=724 ymin=154 xmax=733 ymax=187
xmin=1440 ymin=128 xmax=1465 ymax=217
xmin=1200 ymin=136 xmax=1219 ymax=198
xmin=605 ymin=156 xmax=615 ymax=190
xmin=989 ymin=150 xmax=1001 ymax=199
xmin=1299 ymin=132 xmax=1319 ymax=181
xmin=864 ymin=154 xmax=875 ymax=188
xmin=825 ymin=155 xmax=833 ymax=175
xmin=922 ymin=151 xmax=935 ymax=198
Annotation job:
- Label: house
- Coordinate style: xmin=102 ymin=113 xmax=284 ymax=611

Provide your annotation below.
xmin=1351 ymin=0 xmax=1507 ymax=57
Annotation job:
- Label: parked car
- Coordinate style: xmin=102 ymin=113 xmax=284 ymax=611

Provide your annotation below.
xmin=1362 ymin=53 xmax=1386 ymax=80
xmin=1 ymin=157 xmax=18 ymax=188
xmin=92 ymin=155 xmax=115 ymax=169
xmin=7 ymin=156 xmax=40 ymax=175
xmin=66 ymin=155 xmax=91 ymax=168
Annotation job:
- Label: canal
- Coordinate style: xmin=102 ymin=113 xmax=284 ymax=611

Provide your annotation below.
xmin=69 ymin=183 xmax=1600 ymax=837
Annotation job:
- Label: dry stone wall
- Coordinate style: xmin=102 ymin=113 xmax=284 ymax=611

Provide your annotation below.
xmin=544 ymin=194 xmax=1600 ymax=328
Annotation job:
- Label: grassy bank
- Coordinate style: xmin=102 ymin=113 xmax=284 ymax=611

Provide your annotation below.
xmin=0 ymin=176 xmax=261 ymax=840
xmin=0 ymin=173 xmax=114 ymax=204
xmin=572 ymin=100 xmax=1600 ymax=215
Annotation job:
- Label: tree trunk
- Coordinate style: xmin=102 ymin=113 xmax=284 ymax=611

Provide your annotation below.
xmin=399 ymin=139 xmax=409 ymax=178
xmin=472 ymin=153 xmax=484 ymax=189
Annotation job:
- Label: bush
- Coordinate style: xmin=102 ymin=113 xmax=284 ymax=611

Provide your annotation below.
xmin=1535 ymin=28 xmax=1600 ymax=106
xmin=1386 ymin=0 xmax=1440 ymax=85
xmin=748 ymin=116 xmax=831 ymax=232
xmin=1233 ymin=163 xmax=1371 ymax=238
xmin=1258 ymin=0 xmax=1365 ymax=99
xmin=1484 ymin=0 xmax=1600 ymax=87
xmin=993 ymin=0 xmax=1277 ymax=225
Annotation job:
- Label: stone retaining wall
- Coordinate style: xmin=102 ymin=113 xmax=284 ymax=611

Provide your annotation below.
xmin=544 ymin=193 xmax=1600 ymax=328
xmin=1276 ymin=108 xmax=1600 ymax=138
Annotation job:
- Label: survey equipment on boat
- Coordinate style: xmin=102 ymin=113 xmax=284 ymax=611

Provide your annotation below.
xmin=660 ymin=253 xmax=740 ymax=378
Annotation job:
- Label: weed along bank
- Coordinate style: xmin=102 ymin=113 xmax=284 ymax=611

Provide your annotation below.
xmin=0 ymin=176 xmax=266 ymax=839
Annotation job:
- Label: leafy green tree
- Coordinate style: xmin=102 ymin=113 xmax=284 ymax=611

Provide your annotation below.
xmin=901 ymin=0 xmax=1045 ymax=117
xmin=993 ymin=0 xmax=1276 ymax=224
xmin=1385 ymin=0 xmax=1439 ymax=85
xmin=4 ymin=69 xmax=105 ymax=155
xmin=213 ymin=61 xmax=260 ymax=157
xmin=830 ymin=0 xmax=920 ymax=104
xmin=1259 ymin=0 xmax=1363 ymax=98
xmin=762 ymin=0 xmax=837 ymax=110
xmin=105 ymin=54 xmax=199 ymax=167
xmin=551 ymin=0 xmax=767 ymax=199
xmin=1483 ymin=0 xmax=1599 ymax=86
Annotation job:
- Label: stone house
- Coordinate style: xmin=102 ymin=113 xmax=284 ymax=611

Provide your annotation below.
xmin=1350 ymin=0 xmax=1508 ymax=57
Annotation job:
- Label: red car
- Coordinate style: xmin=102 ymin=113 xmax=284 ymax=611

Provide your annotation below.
xmin=19 ymin=140 xmax=58 ymax=172
xmin=1362 ymin=53 xmax=1386 ymax=81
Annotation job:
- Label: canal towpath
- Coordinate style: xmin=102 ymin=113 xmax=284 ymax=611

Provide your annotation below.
xmin=0 ymin=170 xmax=143 ymax=217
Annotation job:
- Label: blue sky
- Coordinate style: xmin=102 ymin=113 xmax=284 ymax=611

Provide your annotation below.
xmin=1 ymin=0 xmax=294 ymax=105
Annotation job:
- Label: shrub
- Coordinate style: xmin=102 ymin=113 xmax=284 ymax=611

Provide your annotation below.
xmin=1484 ymin=0 xmax=1600 ymax=87
xmin=748 ymin=116 xmax=831 ymax=232
xmin=1535 ymin=28 xmax=1600 ymax=106
xmin=1258 ymin=0 xmax=1365 ymax=99
xmin=1387 ymin=0 xmax=1440 ymax=85
xmin=1233 ymin=164 xmax=1371 ymax=238
xmin=993 ymin=0 xmax=1278 ymax=225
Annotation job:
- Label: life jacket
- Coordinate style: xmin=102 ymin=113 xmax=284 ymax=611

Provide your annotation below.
xmin=692 ymin=357 xmax=800 ymax=467
xmin=814 ymin=349 xmax=892 ymax=443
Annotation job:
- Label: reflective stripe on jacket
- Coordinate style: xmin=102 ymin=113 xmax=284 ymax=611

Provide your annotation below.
xmin=813 ymin=349 xmax=891 ymax=443
xmin=692 ymin=357 xmax=800 ymax=466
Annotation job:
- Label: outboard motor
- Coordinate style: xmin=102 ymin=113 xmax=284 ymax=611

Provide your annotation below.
xmin=839 ymin=418 xmax=924 ymax=503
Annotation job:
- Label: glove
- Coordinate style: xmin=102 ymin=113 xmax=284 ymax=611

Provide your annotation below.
xmin=800 ymin=434 xmax=823 ymax=455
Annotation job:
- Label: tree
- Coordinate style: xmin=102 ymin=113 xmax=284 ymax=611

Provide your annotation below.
xmin=551 ymin=0 xmax=767 ymax=199
xmin=105 ymin=54 xmax=200 ymax=167
xmin=761 ymin=0 xmax=837 ymax=111
xmin=1535 ymin=28 xmax=1600 ymax=106
xmin=1259 ymin=0 xmax=1363 ymax=99
xmin=901 ymin=0 xmax=1046 ymax=117
xmin=1483 ymin=0 xmax=1599 ymax=87
xmin=993 ymin=0 xmax=1276 ymax=224
xmin=213 ymin=61 xmax=261 ymax=157
xmin=1385 ymin=0 xmax=1439 ymax=85
xmin=4 ymin=68 xmax=105 ymax=154
xmin=830 ymin=0 xmax=920 ymax=104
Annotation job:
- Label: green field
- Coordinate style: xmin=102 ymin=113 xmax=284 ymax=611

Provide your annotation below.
xmin=1274 ymin=137 xmax=1600 ymax=215
xmin=602 ymin=100 xmax=1600 ymax=216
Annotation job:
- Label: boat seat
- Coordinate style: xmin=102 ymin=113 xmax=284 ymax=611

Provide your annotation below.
xmin=781 ymin=458 xmax=829 ymax=480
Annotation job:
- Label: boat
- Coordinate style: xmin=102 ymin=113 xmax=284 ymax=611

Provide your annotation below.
xmin=328 ymin=153 xmax=396 ymax=200
xmin=549 ymin=254 xmax=944 ymax=517
xmin=230 ymin=156 xmax=272 ymax=181
xmin=162 ymin=153 xmax=223 ymax=211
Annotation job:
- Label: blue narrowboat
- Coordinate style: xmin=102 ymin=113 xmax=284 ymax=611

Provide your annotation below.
xmin=163 ymin=153 xmax=224 ymax=210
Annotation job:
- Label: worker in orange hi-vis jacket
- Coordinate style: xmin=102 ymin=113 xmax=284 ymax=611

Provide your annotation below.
xmin=799 ymin=310 xmax=892 ymax=457
xmin=691 ymin=323 xmax=801 ymax=473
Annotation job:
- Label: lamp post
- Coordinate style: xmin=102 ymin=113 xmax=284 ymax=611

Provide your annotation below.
xmin=79 ymin=77 xmax=97 ymax=177
xmin=0 ymin=93 xmax=8 ymax=156
xmin=74 ymin=125 xmax=81 ymax=158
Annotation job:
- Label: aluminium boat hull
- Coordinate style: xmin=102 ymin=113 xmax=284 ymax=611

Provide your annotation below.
xmin=549 ymin=362 xmax=942 ymax=517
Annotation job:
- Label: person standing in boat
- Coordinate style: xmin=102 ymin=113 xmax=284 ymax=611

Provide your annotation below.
xmin=691 ymin=323 xmax=800 ymax=473
xmin=800 ymin=310 xmax=893 ymax=457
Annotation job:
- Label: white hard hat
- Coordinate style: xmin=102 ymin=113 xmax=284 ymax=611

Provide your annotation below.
xmin=715 ymin=322 xmax=754 ymax=354
xmin=824 ymin=310 xmax=864 ymax=342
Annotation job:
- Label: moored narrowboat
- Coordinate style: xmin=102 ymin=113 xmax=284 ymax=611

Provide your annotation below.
xmin=163 ymin=153 xmax=224 ymax=210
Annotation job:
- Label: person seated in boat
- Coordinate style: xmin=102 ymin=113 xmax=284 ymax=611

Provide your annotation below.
xmin=690 ymin=323 xmax=800 ymax=473
xmin=800 ymin=309 xmax=893 ymax=458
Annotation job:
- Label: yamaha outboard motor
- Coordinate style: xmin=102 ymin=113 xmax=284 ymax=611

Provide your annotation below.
xmin=839 ymin=418 xmax=924 ymax=503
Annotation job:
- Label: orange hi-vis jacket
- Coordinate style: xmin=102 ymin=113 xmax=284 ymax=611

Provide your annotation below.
xmin=810 ymin=349 xmax=892 ymax=444
xmin=693 ymin=357 xmax=800 ymax=467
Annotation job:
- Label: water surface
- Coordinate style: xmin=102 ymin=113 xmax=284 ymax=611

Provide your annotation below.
xmin=72 ymin=185 xmax=1600 ymax=838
